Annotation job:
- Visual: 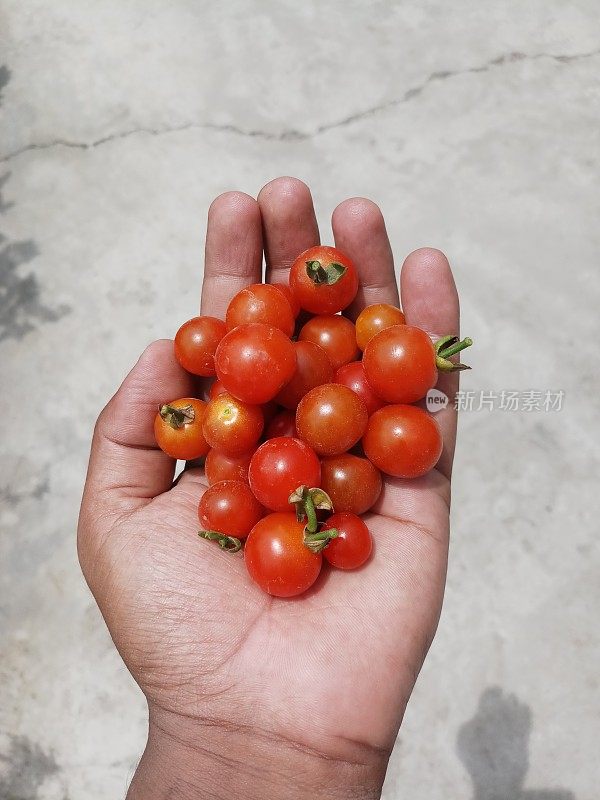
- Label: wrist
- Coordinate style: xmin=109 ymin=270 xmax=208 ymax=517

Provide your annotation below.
xmin=127 ymin=704 xmax=386 ymax=800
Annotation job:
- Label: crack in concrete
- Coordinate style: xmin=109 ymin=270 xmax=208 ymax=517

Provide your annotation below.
xmin=1 ymin=48 xmax=598 ymax=164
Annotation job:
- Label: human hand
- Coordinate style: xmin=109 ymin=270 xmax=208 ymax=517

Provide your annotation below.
xmin=78 ymin=178 xmax=462 ymax=799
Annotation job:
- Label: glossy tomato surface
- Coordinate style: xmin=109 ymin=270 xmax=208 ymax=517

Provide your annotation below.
xmin=174 ymin=317 xmax=227 ymax=377
xmin=249 ymin=437 xmax=321 ymax=511
xmin=334 ymin=361 xmax=385 ymax=416
xmin=215 ymin=323 xmax=296 ymax=404
xmin=225 ymin=283 xmax=295 ymax=337
xmin=298 ymin=315 xmax=358 ymax=371
xmin=289 ymin=246 xmax=359 ymax=315
xmin=202 ymin=393 xmax=263 ymax=456
xmin=198 ymin=480 xmax=263 ymax=539
xmin=296 ymin=383 xmax=368 ymax=456
xmin=204 ymin=449 xmax=252 ymax=485
xmin=355 ymin=304 xmax=405 ymax=351
xmin=322 ymin=512 xmax=373 ymax=570
xmin=363 ymin=324 xmax=437 ymax=404
xmin=276 ymin=340 xmax=333 ymax=409
xmin=154 ymin=397 xmax=210 ymax=460
xmin=245 ymin=512 xmax=322 ymax=597
xmin=362 ymin=404 xmax=442 ymax=478
xmin=320 ymin=453 xmax=382 ymax=515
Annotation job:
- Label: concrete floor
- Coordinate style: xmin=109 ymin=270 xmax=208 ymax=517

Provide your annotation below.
xmin=1 ymin=2 xmax=599 ymax=798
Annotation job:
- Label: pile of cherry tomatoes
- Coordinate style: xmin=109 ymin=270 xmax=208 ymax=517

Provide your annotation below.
xmin=154 ymin=246 xmax=472 ymax=597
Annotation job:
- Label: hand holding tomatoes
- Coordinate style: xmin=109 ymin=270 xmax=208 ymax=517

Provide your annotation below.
xmin=154 ymin=240 xmax=472 ymax=598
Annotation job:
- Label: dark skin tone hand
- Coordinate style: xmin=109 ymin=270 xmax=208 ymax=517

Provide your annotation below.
xmin=78 ymin=178 xmax=462 ymax=799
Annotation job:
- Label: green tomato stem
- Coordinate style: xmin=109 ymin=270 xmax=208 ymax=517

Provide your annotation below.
xmin=303 ymin=528 xmax=339 ymax=554
xmin=198 ymin=530 xmax=242 ymax=553
xmin=159 ymin=403 xmax=195 ymax=430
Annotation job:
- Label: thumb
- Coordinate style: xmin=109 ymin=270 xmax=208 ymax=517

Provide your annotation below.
xmin=81 ymin=339 xmax=196 ymax=522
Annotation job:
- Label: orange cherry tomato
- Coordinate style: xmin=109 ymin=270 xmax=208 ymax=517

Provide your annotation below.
xmin=154 ymin=397 xmax=210 ymax=460
xmin=198 ymin=480 xmax=263 ymax=540
xmin=320 ymin=453 xmax=382 ymax=515
xmin=244 ymin=512 xmax=322 ymax=597
xmin=298 ymin=315 xmax=358 ymax=371
xmin=290 ymin=246 xmax=359 ymax=314
xmin=355 ymin=304 xmax=405 ymax=351
xmin=174 ymin=316 xmax=227 ymax=377
xmin=362 ymin=404 xmax=442 ymax=478
xmin=275 ymin=340 xmax=333 ymax=409
xmin=202 ymin=393 xmax=264 ymax=456
xmin=204 ymin=449 xmax=253 ymax=485
xmin=225 ymin=284 xmax=295 ymax=337
xmin=296 ymin=384 xmax=368 ymax=456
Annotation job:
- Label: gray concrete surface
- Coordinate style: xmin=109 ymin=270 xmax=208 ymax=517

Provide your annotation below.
xmin=1 ymin=2 xmax=599 ymax=797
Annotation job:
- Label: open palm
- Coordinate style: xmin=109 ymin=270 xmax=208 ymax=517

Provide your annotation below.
xmin=78 ymin=178 xmax=462 ymax=798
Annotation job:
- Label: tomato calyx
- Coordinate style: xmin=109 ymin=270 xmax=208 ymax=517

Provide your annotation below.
xmin=434 ymin=335 xmax=474 ymax=372
xmin=288 ymin=485 xmax=338 ymax=553
xmin=159 ymin=403 xmax=195 ymax=429
xmin=198 ymin=529 xmax=242 ymax=553
xmin=305 ymin=260 xmax=347 ymax=286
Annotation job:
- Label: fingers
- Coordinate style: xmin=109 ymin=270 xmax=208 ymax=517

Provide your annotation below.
xmin=200 ymin=192 xmax=263 ymax=318
xmin=400 ymin=248 xmax=460 ymax=478
xmin=331 ymin=198 xmax=399 ymax=320
xmin=82 ymin=340 xmax=195 ymax=517
xmin=258 ymin=177 xmax=320 ymax=285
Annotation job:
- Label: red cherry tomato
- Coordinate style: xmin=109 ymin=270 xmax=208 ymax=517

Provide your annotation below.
xmin=265 ymin=409 xmax=297 ymax=440
xmin=249 ymin=437 xmax=321 ymax=512
xmin=276 ymin=341 xmax=333 ymax=409
xmin=198 ymin=480 xmax=263 ymax=539
xmin=202 ymin=393 xmax=264 ymax=456
xmin=225 ymin=283 xmax=295 ymax=337
xmin=272 ymin=283 xmax=301 ymax=318
xmin=174 ymin=316 xmax=227 ymax=377
xmin=322 ymin=512 xmax=372 ymax=570
xmin=296 ymin=383 xmax=368 ymax=456
xmin=363 ymin=324 xmax=437 ymax=404
xmin=245 ymin=512 xmax=322 ymax=597
xmin=298 ymin=315 xmax=359 ymax=371
xmin=154 ymin=398 xmax=210 ymax=460
xmin=208 ymin=379 xmax=228 ymax=400
xmin=215 ymin=323 xmax=296 ymax=404
xmin=204 ymin=449 xmax=252 ymax=485
xmin=362 ymin=404 xmax=442 ymax=478
xmin=355 ymin=304 xmax=405 ymax=351
xmin=290 ymin=246 xmax=359 ymax=314
xmin=320 ymin=453 xmax=382 ymax=515
xmin=334 ymin=361 xmax=385 ymax=416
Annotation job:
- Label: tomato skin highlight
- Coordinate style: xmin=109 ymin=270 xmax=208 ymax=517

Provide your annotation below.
xmin=322 ymin=512 xmax=373 ymax=570
xmin=272 ymin=283 xmax=301 ymax=318
xmin=154 ymin=397 xmax=210 ymax=460
xmin=204 ymin=449 xmax=252 ymax=485
xmin=355 ymin=304 xmax=405 ymax=352
xmin=362 ymin=404 xmax=443 ymax=478
xmin=249 ymin=437 xmax=321 ymax=512
xmin=296 ymin=383 xmax=368 ymax=457
xmin=198 ymin=480 xmax=264 ymax=539
xmin=320 ymin=453 xmax=382 ymax=515
xmin=265 ymin=409 xmax=297 ymax=440
xmin=276 ymin=340 xmax=333 ymax=409
xmin=202 ymin=393 xmax=264 ymax=456
xmin=334 ymin=361 xmax=385 ymax=417
xmin=225 ymin=283 xmax=295 ymax=337
xmin=215 ymin=323 xmax=296 ymax=405
xmin=298 ymin=315 xmax=359 ymax=371
xmin=245 ymin=512 xmax=322 ymax=597
xmin=174 ymin=317 xmax=227 ymax=377
xmin=363 ymin=324 xmax=437 ymax=404
xmin=290 ymin=246 xmax=359 ymax=315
